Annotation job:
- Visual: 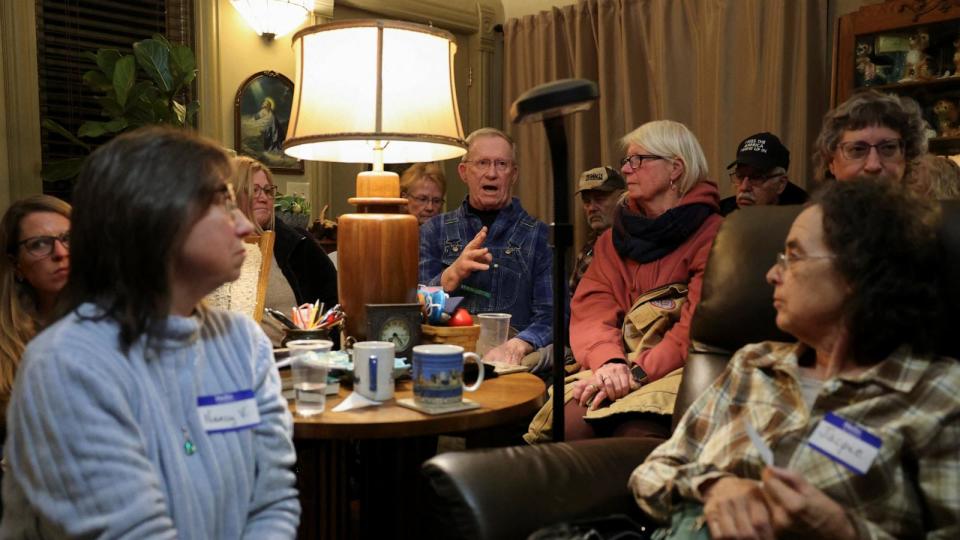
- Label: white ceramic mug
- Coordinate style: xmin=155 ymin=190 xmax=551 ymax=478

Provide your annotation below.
xmin=353 ymin=341 xmax=396 ymax=401
xmin=412 ymin=344 xmax=484 ymax=406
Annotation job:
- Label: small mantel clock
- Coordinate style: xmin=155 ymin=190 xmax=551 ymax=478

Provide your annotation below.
xmin=365 ymin=303 xmax=423 ymax=359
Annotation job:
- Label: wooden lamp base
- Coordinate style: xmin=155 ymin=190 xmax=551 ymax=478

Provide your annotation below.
xmin=337 ymin=171 xmax=420 ymax=341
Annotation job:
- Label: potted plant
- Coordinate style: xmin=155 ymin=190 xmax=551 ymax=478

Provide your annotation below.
xmin=41 ymin=34 xmax=199 ymax=183
xmin=274 ymin=192 xmax=311 ymax=229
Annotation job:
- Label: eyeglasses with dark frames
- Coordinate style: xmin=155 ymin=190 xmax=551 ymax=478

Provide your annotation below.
xmin=212 ymin=183 xmax=239 ymax=214
xmin=619 ymin=154 xmax=665 ymax=171
xmin=836 ymin=139 xmax=904 ymax=162
xmin=18 ymin=232 xmax=70 ymax=258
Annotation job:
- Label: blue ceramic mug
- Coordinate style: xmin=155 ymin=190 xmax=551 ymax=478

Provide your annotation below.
xmin=412 ymin=344 xmax=484 ymax=406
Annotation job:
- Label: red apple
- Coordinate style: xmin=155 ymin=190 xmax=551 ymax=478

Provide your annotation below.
xmin=448 ymin=308 xmax=473 ymax=326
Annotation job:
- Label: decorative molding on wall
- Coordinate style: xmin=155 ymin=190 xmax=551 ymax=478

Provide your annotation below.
xmin=338 ymin=0 xmax=480 ymax=33
xmin=0 ymin=0 xmax=43 ymax=203
xmin=196 ymin=0 xmax=224 ymax=141
xmin=470 ymin=3 xmax=500 ymax=130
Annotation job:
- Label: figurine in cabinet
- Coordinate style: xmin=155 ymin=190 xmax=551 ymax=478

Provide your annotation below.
xmin=856 ymin=42 xmax=886 ymax=85
xmin=953 ymin=36 xmax=960 ymax=77
xmin=933 ymin=98 xmax=960 ymax=137
xmin=901 ymin=29 xmax=933 ymax=81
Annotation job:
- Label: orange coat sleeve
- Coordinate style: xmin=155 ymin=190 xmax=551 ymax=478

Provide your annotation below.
xmin=569 ymin=216 xmax=722 ymax=381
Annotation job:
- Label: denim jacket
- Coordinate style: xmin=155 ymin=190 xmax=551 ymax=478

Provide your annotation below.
xmin=419 ymin=197 xmax=553 ymax=349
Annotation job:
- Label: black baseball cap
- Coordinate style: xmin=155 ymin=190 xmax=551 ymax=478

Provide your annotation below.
xmin=726 ymin=132 xmax=790 ymax=171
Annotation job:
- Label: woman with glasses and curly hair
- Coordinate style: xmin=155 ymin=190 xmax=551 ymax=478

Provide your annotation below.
xmin=1 ymin=127 xmax=300 ymax=537
xmin=0 ymin=195 xmax=71 ymax=429
xmin=632 ymin=180 xmax=958 ymax=539
xmin=813 ymin=89 xmax=928 ymax=184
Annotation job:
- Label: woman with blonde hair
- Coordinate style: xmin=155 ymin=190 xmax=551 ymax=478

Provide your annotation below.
xmin=400 ymin=162 xmax=447 ymax=225
xmin=539 ymin=120 xmax=723 ymax=442
xmin=233 ymin=156 xmax=337 ymax=318
xmin=0 ymin=195 xmax=71 ymax=422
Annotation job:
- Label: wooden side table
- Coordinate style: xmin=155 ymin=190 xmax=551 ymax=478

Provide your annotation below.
xmin=293 ymin=373 xmax=545 ymax=539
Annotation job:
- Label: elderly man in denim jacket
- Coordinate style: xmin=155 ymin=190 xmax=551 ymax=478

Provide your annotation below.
xmin=419 ymin=128 xmax=553 ymax=366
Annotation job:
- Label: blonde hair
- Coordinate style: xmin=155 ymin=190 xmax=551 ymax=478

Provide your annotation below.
xmin=233 ymin=156 xmax=276 ymax=234
xmin=620 ymin=120 xmax=709 ymax=195
xmin=400 ymin=162 xmax=447 ymax=196
xmin=0 ymin=195 xmax=71 ymax=418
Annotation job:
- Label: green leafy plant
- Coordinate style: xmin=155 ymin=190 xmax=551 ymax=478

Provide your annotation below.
xmin=274 ymin=193 xmax=311 ymax=215
xmin=41 ymin=34 xmax=199 ymax=182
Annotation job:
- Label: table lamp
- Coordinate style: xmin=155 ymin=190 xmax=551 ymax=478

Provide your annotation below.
xmin=284 ymin=19 xmax=467 ymax=341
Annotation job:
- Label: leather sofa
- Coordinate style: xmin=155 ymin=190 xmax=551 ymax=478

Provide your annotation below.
xmin=421 ymin=202 xmax=960 ymax=540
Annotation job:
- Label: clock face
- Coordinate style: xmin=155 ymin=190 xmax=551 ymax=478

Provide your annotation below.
xmin=379 ymin=316 xmax=412 ymax=352
xmin=366 ymin=303 xmax=422 ymax=359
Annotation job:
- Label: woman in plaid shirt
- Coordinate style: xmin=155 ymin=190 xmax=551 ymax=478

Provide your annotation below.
xmin=631 ymin=180 xmax=959 ymax=539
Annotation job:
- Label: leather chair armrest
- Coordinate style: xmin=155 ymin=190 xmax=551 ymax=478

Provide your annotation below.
xmin=421 ymin=438 xmax=662 ymax=540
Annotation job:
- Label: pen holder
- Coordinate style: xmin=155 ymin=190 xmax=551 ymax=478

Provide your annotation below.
xmin=420 ymin=324 xmax=480 ymax=353
xmin=282 ymin=327 xmax=332 ymax=347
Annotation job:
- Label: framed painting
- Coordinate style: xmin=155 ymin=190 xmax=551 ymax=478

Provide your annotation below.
xmin=234 ymin=70 xmax=303 ymax=174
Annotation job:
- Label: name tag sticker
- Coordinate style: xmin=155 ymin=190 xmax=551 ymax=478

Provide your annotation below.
xmin=807 ymin=412 xmax=881 ymax=475
xmin=197 ymin=389 xmax=261 ymax=434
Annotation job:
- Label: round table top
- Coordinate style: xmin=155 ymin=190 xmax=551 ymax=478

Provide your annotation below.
xmin=292 ymin=373 xmax=545 ymax=440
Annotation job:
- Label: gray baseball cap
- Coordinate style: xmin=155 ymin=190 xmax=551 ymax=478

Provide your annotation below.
xmin=576 ymin=166 xmax=626 ymax=194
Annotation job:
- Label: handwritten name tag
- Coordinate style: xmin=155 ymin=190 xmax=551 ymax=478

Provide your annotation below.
xmin=197 ymin=390 xmax=261 ymax=434
xmin=807 ymin=412 xmax=881 ymax=474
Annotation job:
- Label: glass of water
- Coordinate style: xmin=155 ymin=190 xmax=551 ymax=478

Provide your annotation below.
xmin=287 ymin=339 xmax=333 ymax=417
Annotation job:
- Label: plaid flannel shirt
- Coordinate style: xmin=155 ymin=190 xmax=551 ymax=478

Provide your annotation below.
xmin=630 ymin=341 xmax=960 ymax=539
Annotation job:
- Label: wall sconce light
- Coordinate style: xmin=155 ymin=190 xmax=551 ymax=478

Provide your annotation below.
xmin=230 ymin=0 xmax=314 ymax=40
xmin=284 ymin=19 xmax=466 ymax=340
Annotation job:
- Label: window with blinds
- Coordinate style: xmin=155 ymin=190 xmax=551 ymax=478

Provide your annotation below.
xmin=36 ymin=0 xmax=194 ymax=199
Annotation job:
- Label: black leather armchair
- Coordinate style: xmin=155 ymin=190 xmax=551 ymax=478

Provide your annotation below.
xmin=421 ymin=202 xmax=960 ymax=540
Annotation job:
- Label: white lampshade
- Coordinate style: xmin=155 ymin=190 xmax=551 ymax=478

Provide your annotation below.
xmin=284 ymin=20 xmax=467 ymax=164
xmin=230 ymin=0 xmax=313 ymax=39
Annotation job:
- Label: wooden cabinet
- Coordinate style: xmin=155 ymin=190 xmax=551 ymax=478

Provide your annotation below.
xmin=834 ymin=0 xmax=960 ymax=155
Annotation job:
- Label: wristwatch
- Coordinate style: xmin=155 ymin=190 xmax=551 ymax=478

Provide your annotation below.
xmin=630 ymin=364 xmax=648 ymax=385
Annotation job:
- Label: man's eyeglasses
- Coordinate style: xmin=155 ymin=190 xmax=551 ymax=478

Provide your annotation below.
xmin=253 ymin=185 xmax=280 ymax=198
xmin=774 ymin=251 xmax=834 ymax=272
xmin=408 ymin=195 xmax=445 ymax=206
xmin=619 ymin=154 xmax=665 ymax=171
xmin=19 ymin=232 xmax=70 ymax=258
xmin=729 ymin=171 xmax=784 ymax=187
xmin=463 ymin=159 xmax=514 ymax=173
xmin=836 ymin=139 xmax=904 ymax=162
xmin=212 ymin=183 xmax=239 ymax=214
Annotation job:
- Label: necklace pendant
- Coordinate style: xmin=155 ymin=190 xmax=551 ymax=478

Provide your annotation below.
xmin=184 ymin=439 xmax=197 ymax=456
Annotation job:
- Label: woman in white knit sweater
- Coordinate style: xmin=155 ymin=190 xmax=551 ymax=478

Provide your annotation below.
xmin=1 ymin=127 xmax=300 ymax=538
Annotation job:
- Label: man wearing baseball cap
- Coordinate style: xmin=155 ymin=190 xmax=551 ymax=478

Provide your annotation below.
xmin=720 ymin=132 xmax=808 ymax=216
xmin=569 ymin=166 xmax=626 ymax=294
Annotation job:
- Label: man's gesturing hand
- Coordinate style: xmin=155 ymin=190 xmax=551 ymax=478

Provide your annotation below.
xmin=441 ymin=227 xmax=493 ymax=293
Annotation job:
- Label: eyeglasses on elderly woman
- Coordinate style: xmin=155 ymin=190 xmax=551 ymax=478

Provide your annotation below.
xmin=18 ymin=232 xmax=70 ymax=258
xmin=836 ymin=139 xmax=904 ymax=161
xmin=619 ymin=154 xmax=665 ymax=171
